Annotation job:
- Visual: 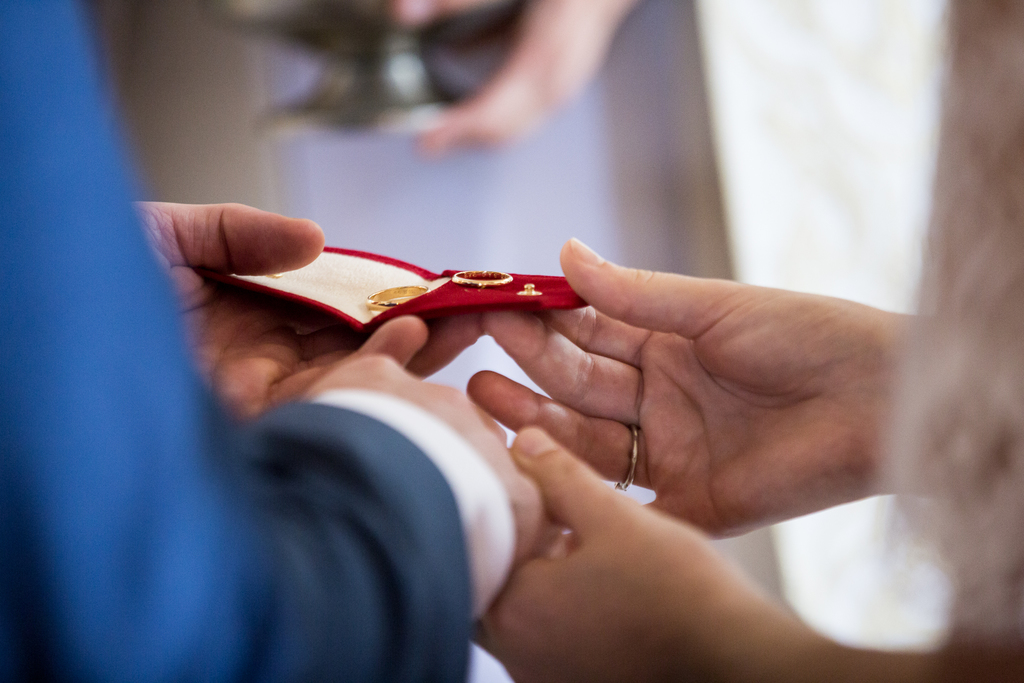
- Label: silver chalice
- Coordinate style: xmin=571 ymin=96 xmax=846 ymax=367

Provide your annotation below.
xmin=207 ymin=0 xmax=520 ymax=129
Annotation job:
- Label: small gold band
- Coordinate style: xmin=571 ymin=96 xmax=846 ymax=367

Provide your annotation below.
xmin=615 ymin=425 xmax=640 ymax=491
xmin=451 ymin=270 xmax=513 ymax=288
xmin=366 ymin=285 xmax=429 ymax=311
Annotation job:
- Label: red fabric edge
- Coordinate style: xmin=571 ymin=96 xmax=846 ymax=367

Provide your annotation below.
xmin=377 ymin=277 xmax=586 ymax=328
xmin=195 ymin=251 xmax=587 ymax=333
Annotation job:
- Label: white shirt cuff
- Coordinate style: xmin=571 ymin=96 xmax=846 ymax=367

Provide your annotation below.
xmin=311 ymin=389 xmax=515 ymax=618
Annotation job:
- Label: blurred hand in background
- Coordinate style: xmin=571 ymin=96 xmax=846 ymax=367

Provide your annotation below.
xmin=392 ymin=0 xmax=640 ymax=154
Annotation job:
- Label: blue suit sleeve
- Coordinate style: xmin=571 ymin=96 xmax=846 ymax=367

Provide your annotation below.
xmin=0 ymin=2 xmax=471 ymax=681
xmin=236 ymin=403 xmax=472 ymax=681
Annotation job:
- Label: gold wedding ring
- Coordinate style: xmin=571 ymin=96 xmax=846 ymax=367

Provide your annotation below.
xmin=451 ymin=270 xmax=513 ymax=288
xmin=366 ymin=285 xmax=429 ymax=311
xmin=615 ymin=425 xmax=640 ymax=491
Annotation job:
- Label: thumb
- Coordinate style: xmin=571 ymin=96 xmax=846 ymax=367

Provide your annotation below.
xmin=511 ymin=428 xmax=623 ymax=538
xmin=354 ymin=316 xmax=430 ymax=367
xmin=137 ymin=202 xmax=325 ymax=275
xmin=560 ymin=238 xmax=745 ymax=338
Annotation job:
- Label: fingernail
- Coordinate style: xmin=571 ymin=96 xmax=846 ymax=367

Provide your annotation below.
xmin=569 ymin=238 xmax=603 ymax=266
xmin=514 ymin=428 xmax=556 ymax=458
xmin=396 ymin=0 xmax=434 ymax=24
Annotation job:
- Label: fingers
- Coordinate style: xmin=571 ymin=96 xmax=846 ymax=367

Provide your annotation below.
xmin=353 ymin=316 xmax=431 ymax=367
xmin=137 ymin=202 xmax=324 ymax=275
xmin=483 ymin=310 xmax=641 ymax=423
xmin=418 ymin=0 xmax=633 ymax=153
xmin=407 ymin=313 xmax=485 ymax=377
xmin=560 ymin=238 xmax=749 ymax=338
xmin=536 ymin=308 xmax=651 ymax=367
xmin=213 ymin=356 xmax=290 ymax=420
xmin=468 ymin=370 xmax=639 ymax=482
xmin=474 ymin=403 xmax=512 ymax=445
xmin=511 ymin=428 xmax=623 ymax=537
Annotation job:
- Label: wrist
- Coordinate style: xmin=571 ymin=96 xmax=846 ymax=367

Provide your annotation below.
xmin=743 ymin=623 xmax=934 ymax=683
xmin=310 ymin=389 xmax=515 ymax=616
xmin=653 ymin=574 xmax=823 ymax=682
xmin=728 ymin=606 xmax=831 ymax=683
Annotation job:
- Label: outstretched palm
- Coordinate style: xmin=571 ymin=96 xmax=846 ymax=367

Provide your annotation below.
xmin=140 ymin=202 xmax=478 ymax=418
xmin=469 ymin=240 xmax=905 ymax=535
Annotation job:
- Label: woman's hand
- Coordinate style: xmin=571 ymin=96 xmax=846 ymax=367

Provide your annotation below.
xmin=469 ymin=239 xmax=906 ymax=535
xmin=139 ymin=202 xmax=481 ymax=418
xmin=480 ymin=428 xmax=823 ymax=682
xmin=483 ymin=429 xmax=1024 ymax=682
xmin=392 ymin=0 xmax=639 ymax=154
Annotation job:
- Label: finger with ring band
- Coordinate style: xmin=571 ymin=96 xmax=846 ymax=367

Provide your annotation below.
xmin=615 ymin=424 xmax=640 ymax=491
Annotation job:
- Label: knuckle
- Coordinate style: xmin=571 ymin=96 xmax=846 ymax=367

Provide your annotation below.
xmin=630 ymin=267 xmax=658 ymax=289
xmin=534 ymin=395 xmax=560 ymax=428
xmin=567 ymin=352 xmax=596 ymax=405
xmin=601 ymin=266 xmax=656 ymax=317
xmin=576 ymin=306 xmax=598 ymax=347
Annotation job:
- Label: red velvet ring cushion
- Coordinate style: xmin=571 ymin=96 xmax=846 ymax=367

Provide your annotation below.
xmin=195 ymin=247 xmax=588 ymax=332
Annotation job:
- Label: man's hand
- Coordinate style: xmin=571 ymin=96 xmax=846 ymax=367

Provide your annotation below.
xmin=138 ymin=202 xmax=482 ymax=418
xmin=307 ymin=353 xmax=548 ymax=569
xmin=391 ymin=0 xmax=639 ymax=154
xmin=468 ymin=239 xmax=907 ymax=535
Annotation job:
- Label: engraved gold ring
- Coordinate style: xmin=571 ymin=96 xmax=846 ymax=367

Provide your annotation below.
xmin=451 ymin=270 xmax=513 ymax=288
xmin=366 ymin=285 xmax=429 ymax=311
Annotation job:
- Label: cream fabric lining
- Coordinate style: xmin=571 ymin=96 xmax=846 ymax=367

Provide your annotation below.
xmin=238 ymin=251 xmax=450 ymax=324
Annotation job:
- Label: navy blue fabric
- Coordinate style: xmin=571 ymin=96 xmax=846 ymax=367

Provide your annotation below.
xmin=240 ymin=405 xmax=472 ymax=682
xmin=0 ymin=1 xmax=471 ymax=680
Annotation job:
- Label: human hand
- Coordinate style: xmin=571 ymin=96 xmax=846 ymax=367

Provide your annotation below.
xmin=484 ymin=430 xmax=1024 ymax=683
xmin=391 ymin=0 xmax=639 ymax=153
xmin=479 ymin=428 xmax=822 ymax=683
xmin=138 ymin=201 xmax=482 ymax=419
xmin=468 ymin=239 xmax=907 ymax=535
xmin=307 ymin=351 xmax=548 ymax=567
